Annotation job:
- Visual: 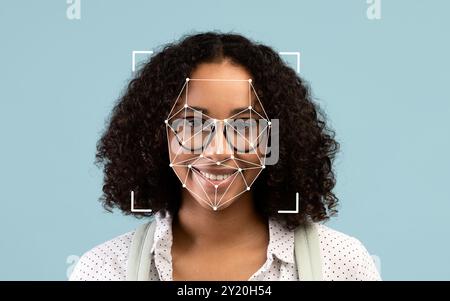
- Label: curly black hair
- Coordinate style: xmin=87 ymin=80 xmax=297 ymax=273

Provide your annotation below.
xmin=96 ymin=32 xmax=340 ymax=230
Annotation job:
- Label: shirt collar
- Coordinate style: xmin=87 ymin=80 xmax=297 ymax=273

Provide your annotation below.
xmin=150 ymin=211 xmax=174 ymax=281
xmin=150 ymin=211 xmax=173 ymax=254
xmin=266 ymin=218 xmax=295 ymax=264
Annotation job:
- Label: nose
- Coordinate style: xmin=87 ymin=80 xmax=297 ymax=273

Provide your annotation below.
xmin=203 ymin=120 xmax=233 ymax=160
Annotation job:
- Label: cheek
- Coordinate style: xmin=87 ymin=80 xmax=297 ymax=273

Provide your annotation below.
xmin=238 ymin=153 xmax=263 ymax=165
xmin=167 ymin=138 xmax=194 ymax=182
xmin=167 ymin=133 xmax=181 ymax=158
xmin=236 ymin=153 xmax=263 ymax=181
xmin=173 ymin=166 xmax=186 ymax=177
xmin=167 ymin=133 xmax=197 ymax=163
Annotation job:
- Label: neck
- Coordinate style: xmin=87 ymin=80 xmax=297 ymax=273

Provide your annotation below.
xmin=173 ymin=190 xmax=267 ymax=247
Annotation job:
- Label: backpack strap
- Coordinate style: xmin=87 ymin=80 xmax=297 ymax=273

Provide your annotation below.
xmin=294 ymin=223 xmax=323 ymax=281
xmin=126 ymin=221 xmax=157 ymax=281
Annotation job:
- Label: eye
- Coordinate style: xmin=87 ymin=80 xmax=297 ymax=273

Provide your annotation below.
xmin=184 ymin=117 xmax=204 ymax=128
xmin=230 ymin=119 xmax=255 ymax=131
xmin=184 ymin=117 xmax=216 ymax=133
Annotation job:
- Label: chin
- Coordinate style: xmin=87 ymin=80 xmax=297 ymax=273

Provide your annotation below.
xmin=187 ymin=186 xmax=245 ymax=212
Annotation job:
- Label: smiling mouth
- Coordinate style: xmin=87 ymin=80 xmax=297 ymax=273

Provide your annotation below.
xmin=191 ymin=166 xmax=237 ymax=184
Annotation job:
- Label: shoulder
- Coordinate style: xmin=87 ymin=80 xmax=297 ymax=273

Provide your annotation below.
xmin=316 ymin=224 xmax=381 ymax=281
xmin=69 ymin=231 xmax=135 ymax=281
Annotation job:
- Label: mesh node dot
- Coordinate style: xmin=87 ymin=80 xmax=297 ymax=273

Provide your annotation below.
xmin=238 ymin=168 xmax=242 ymax=172
xmin=214 ymin=185 xmax=218 ymax=189
xmin=246 ymin=187 xmax=251 ymax=191
xmin=216 ymin=162 xmax=221 ymax=165
xmin=184 ymin=104 xmax=188 ymax=108
xmin=262 ymin=165 xmax=266 ymax=169
xmin=182 ymin=184 xmax=186 ymax=188
xmin=213 ymin=206 xmax=218 ymax=211
xmin=188 ymin=164 xmax=192 ymax=168
xmin=248 ymin=79 xmax=252 ymax=83
xmin=169 ymin=163 xmax=173 ymax=167
xmin=164 ymin=120 xmax=168 ymax=124
xmin=230 ymin=155 xmax=234 ymax=159
xmin=268 ymin=121 xmax=271 ymax=126
xmin=186 ymin=78 xmax=190 ymax=82
xmin=248 ymin=106 xmax=252 ymax=110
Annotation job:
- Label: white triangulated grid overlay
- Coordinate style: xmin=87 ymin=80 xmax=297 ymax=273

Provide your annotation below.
xmin=165 ymin=78 xmax=272 ymax=211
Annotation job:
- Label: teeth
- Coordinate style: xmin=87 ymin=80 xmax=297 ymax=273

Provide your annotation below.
xmin=199 ymin=171 xmax=233 ymax=181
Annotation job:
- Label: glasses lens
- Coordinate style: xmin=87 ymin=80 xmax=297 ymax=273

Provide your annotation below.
xmin=225 ymin=118 xmax=268 ymax=152
xmin=173 ymin=117 xmax=215 ymax=151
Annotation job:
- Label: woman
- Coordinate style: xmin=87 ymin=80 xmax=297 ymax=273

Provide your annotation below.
xmin=70 ymin=32 xmax=380 ymax=281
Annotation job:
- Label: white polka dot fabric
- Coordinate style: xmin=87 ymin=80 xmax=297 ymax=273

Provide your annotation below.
xmin=316 ymin=224 xmax=381 ymax=281
xmin=69 ymin=231 xmax=131 ymax=281
xmin=70 ymin=213 xmax=381 ymax=281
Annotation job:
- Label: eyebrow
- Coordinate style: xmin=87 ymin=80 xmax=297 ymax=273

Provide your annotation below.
xmin=188 ymin=106 xmax=251 ymax=116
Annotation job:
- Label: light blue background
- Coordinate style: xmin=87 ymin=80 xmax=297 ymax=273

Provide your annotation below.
xmin=1 ymin=0 xmax=449 ymax=280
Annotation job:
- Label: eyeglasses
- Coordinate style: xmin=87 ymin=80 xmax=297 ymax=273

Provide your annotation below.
xmin=170 ymin=117 xmax=269 ymax=153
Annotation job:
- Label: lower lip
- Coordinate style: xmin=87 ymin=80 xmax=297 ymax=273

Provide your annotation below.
xmin=192 ymin=168 xmax=238 ymax=189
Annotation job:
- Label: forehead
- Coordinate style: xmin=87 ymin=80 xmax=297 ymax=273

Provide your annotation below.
xmin=172 ymin=61 xmax=258 ymax=119
xmin=186 ymin=80 xmax=253 ymax=116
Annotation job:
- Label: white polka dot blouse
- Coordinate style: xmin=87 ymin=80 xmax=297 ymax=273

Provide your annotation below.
xmin=70 ymin=213 xmax=381 ymax=281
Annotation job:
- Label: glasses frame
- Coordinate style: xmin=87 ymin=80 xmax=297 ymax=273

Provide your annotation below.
xmin=172 ymin=117 xmax=268 ymax=153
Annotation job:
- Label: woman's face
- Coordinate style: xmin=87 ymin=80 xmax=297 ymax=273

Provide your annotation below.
xmin=166 ymin=60 xmax=269 ymax=212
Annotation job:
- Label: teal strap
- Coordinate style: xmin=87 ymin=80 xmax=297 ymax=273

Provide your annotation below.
xmin=294 ymin=223 xmax=323 ymax=281
xmin=126 ymin=221 xmax=156 ymax=281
